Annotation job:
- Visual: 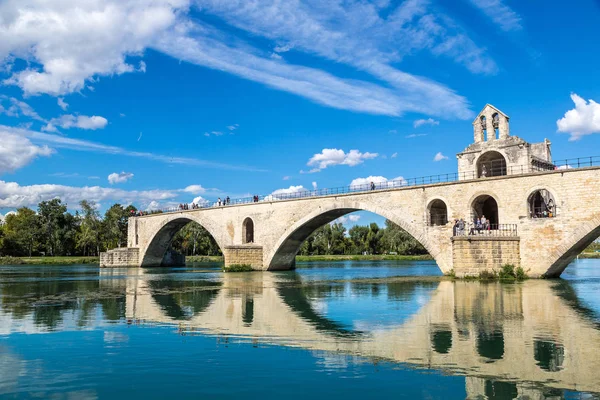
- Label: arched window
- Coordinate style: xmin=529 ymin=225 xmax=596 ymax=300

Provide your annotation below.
xmin=428 ymin=199 xmax=448 ymax=226
xmin=242 ymin=217 xmax=254 ymax=244
xmin=528 ymin=189 xmax=556 ymax=218
xmin=477 ymin=151 xmax=507 ymax=178
xmin=472 ymin=195 xmax=499 ymax=227
xmin=480 ymin=116 xmax=487 ymax=140
xmin=492 ymin=113 xmax=500 ymax=139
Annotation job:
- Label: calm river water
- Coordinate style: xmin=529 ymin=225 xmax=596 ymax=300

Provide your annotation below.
xmin=1 ymin=259 xmax=600 ymax=399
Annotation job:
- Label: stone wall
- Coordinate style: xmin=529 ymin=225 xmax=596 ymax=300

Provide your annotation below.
xmin=100 ymin=248 xmax=139 ymax=267
xmin=224 ymin=245 xmax=264 ymax=269
xmin=452 ymin=237 xmax=520 ymax=277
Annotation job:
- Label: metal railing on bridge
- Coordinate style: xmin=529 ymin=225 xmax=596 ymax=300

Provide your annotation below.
xmin=453 ymin=223 xmax=518 ymax=237
xmin=133 ymin=155 xmax=600 ymax=216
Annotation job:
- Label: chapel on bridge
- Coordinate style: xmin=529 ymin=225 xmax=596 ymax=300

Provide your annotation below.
xmin=456 ymin=104 xmax=553 ymax=179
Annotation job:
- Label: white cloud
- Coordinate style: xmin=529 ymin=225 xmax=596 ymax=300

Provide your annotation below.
xmin=414 ymin=118 xmax=439 ymax=128
xmin=466 ymin=0 xmax=522 ymax=32
xmin=264 ymin=185 xmax=309 ymax=201
xmin=183 ymin=185 xmax=206 ymax=195
xmin=43 ymin=115 xmax=108 ymax=132
xmin=227 ymin=124 xmax=239 ymax=131
xmin=0 ymin=0 xmax=483 ymax=119
xmin=0 ymin=180 xmax=178 ymax=209
xmin=0 ymin=96 xmax=45 ymax=121
xmin=191 ymin=196 xmax=209 ymax=206
xmin=349 ymin=175 xmax=406 ymax=190
xmin=0 ymin=0 xmax=189 ymax=96
xmin=57 ymin=98 xmax=68 ymax=111
xmin=556 ymin=93 xmax=600 ymax=141
xmin=391 ymin=152 xmax=398 ymax=158
xmin=0 ymin=125 xmax=266 ymax=172
xmin=312 ymin=181 xmax=318 ymax=190
xmin=282 ymin=176 xmax=290 ymax=181
xmin=406 ymin=133 xmax=427 ymax=138
xmin=349 ymin=214 xmax=361 ymax=222
xmin=0 ymin=129 xmax=54 ymax=174
xmin=108 ymin=172 xmax=134 ymax=184
xmin=306 ymin=149 xmax=378 ymax=172
xmin=433 ymin=152 xmax=448 ymax=161
xmin=146 ymin=201 xmax=161 ymax=211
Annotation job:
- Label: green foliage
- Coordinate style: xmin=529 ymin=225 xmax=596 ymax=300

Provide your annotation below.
xmin=171 ymin=222 xmax=222 ymax=256
xmin=475 ymin=265 xmax=528 ymax=281
xmin=478 ymin=270 xmax=498 ymax=280
xmin=446 ymin=269 xmax=456 ymax=279
xmin=223 ymin=264 xmax=254 ymax=272
xmin=299 ymin=219 xmax=428 ymax=257
xmin=0 ymin=256 xmax=25 ymax=265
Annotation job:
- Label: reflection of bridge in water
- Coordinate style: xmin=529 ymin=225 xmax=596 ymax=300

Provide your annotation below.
xmin=116 ymin=270 xmax=600 ymax=398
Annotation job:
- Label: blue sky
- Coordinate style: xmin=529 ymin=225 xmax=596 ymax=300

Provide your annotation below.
xmin=1 ymin=0 xmax=599 ymax=228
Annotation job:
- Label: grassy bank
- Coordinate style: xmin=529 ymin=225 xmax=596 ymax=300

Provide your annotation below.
xmin=186 ymin=255 xmax=224 ymax=263
xmin=295 ymin=254 xmax=433 ymax=262
xmin=579 ymin=252 xmax=600 ymax=259
xmin=0 ymin=256 xmax=99 ymax=265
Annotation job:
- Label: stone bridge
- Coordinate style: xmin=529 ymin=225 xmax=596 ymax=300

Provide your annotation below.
xmin=100 ymin=104 xmax=600 ymax=277
xmin=112 ymin=270 xmax=600 ymax=396
xmin=101 ymin=166 xmax=600 ymax=278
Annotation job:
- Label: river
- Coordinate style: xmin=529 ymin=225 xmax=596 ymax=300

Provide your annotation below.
xmin=1 ymin=259 xmax=599 ymax=399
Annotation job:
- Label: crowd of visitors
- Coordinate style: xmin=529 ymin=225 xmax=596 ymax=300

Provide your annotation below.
xmin=452 ymin=215 xmax=492 ymax=235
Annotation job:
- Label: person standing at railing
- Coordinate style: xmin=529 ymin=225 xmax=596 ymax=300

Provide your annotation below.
xmin=370 ymin=181 xmax=375 ymax=190
xmin=481 ymin=165 xmax=487 ymax=178
xmin=458 ymin=218 xmax=465 ymax=235
xmin=226 ymin=196 xmax=230 ymax=205
xmin=218 ymin=197 xmax=222 ymax=206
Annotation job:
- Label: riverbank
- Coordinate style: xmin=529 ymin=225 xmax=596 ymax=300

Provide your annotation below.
xmin=0 ymin=256 xmax=100 ymax=265
xmin=2 ymin=252 xmax=594 ymax=266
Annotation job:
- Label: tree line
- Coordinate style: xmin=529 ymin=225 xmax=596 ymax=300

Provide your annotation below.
xmin=0 ymin=200 xmax=426 ymax=257
xmin=0 ymin=199 xmax=135 ymax=257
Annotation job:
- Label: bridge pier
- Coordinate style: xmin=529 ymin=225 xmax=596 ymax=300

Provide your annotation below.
xmin=452 ymin=236 xmax=521 ymax=277
xmin=223 ymin=245 xmax=264 ymax=270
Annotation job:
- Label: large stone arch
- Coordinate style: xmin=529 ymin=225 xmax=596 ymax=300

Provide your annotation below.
xmin=140 ymin=214 xmax=227 ymax=267
xmin=265 ymin=198 xmax=444 ymax=272
xmin=543 ymin=216 xmax=600 ymax=277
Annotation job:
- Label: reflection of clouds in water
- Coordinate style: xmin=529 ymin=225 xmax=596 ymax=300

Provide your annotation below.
xmin=0 ymin=347 xmax=24 ymax=394
xmin=308 ymin=300 xmax=327 ymax=314
xmin=103 ymin=331 xmax=129 ymax=345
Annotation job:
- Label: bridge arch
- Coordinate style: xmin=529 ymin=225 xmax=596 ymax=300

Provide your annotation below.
xmin=140 ymin=214 xmax=226 ymax=267
xmin=544 ymin=215 xmax=600 ymax=277
xmin=265 ymin=198 xmax=445 ymax=272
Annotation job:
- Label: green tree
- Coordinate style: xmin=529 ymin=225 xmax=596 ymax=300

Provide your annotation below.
xmin=381 ymin=220 xmax=427 ymax=255
xmin=38 ymin=199 xmax=69 ymax=256
xmin=103 ymin=204 xmax=136 ymax=249
xmin=2 ymin=208 xmax=41 ymax=256
xmin=77 ymin=200 xmax=101 ymax=256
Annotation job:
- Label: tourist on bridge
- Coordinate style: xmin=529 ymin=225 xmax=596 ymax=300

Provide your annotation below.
xmin=481 ymin=165 xmax=488 ymax=178
xmin=218 ymin=198 xmax=222 ymax=206
xmin=370 ymin=181 xmax=375 ymax=190
xmin=226 ymin=196 xmax=230 ymax=205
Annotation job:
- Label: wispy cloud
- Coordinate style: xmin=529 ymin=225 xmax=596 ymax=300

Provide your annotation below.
xmin=108 ymin=171 xmax=134 ymax=184
xmin=465 ymin=0 xmax=523 ymax=32
xmin=0 ymin=125 xmax=267 ymax=172
xmin=414 ymin=118 xmax=439 ymax=128
xmin=405 ymin=133 xmax=428 ymax=138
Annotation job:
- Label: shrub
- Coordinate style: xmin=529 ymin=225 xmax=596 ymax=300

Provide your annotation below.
xmin=497 ymin=264 xmax=528 ymax=281
xmin=479 ymin=270 xmax=497 ymax=280
xmin=223 ymin=264 xmax=254 ymax=272
xmin=446 ymin=269 xmax=456 ymax=279
xmin=515 ymin=266 xmax=528 ymax=280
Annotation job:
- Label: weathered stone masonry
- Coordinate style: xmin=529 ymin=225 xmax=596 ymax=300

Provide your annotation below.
xmin=100 ymin=104 xmax=600 ymax=278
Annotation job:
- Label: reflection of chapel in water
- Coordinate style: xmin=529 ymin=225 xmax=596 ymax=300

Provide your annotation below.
xmin=455 ymin=104 xmax=557 ymax=222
